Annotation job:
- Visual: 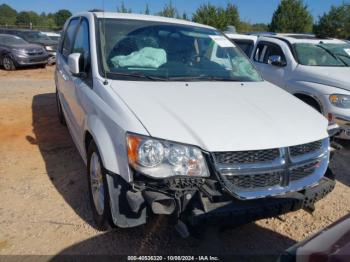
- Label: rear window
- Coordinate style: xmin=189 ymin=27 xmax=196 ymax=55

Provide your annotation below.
xmin=231 ymin=39 xmax=254 ymax=57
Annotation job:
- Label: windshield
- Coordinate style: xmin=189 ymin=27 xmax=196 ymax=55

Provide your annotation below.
xmin=48 ymin=35 xmax=60 ymax=41
xmin=21 ymin=31 xmax=51 ymax=42
xmin=0 ymin=35 xmax=27 ymax=45
xmin=294 ymin=43 xmax=350 ymax=67
xmin=97 ymin=18 xmax=262 ymax=81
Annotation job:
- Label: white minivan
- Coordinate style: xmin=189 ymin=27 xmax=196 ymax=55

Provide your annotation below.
xmin=55 ymin=12 xmax=335 ymax=233
xmin=251 ymin=34 xmax=350 ymax=139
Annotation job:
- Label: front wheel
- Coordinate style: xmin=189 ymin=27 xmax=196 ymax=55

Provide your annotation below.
xmin=87 ymin=141 xmax=114 ymax=231
xmin=2 ymin=55 xmax=16 ymax=71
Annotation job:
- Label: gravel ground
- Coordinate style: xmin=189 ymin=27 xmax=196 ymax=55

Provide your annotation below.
xmin=0 ymin=67 xmax=349 ymax=259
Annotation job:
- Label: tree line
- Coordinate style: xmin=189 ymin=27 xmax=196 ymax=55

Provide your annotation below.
xmin=0 ymin=4 xmax=72 ymax=29
xmin=0 ymin=0 xmax=349 ymax=39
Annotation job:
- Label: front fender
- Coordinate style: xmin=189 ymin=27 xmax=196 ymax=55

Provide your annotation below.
xmin=288 ymin=80 xmax=350 ymax=96
xmin=85 ymin=115 xmax=130 ymax=180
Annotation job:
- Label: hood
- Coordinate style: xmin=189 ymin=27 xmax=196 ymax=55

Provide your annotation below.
xmin=27 ymin=39 xmax=58 ymax=47
xmin=11 ymin=43 xmax=44 ymax=50
xmin=110 ymin=81 xmax=328 ymax=152
xmin=295 ymin=65 xmax=350 ymax=92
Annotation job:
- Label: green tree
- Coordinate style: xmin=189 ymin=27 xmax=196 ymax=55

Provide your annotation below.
xmin=192 ymin=3 xmax=222 ymax=29
xmin=251 ymin=23 xmax=269 ymax=32
xmin=145 ymin=3 xmax=150 ymax=15
xmin=192 ymin=3 xmax=240 ymax=30
xmin=55 ymin=9 xmax=72 ymax=27
xmin=0 ymin=4 xmax=17 ymax=26
xmin=38 ymin=12 xmax=56 ymax=28
xmin=117 ymin=1 xmax=131 ymax=13
xmin=314 ymin=4 xmax=350 ymax=39
xmin=16 ymin=11 xmax=40 ymax=27
xmin=157 ymin=1 xmax=178 ymax=18
xmin=225 ymin=3 xmax=240 ymax=30
xmin=269 ymin=0 xmax=313 ymax=33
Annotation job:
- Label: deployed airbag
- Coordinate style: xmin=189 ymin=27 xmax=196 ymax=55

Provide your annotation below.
xmin=111 ymin=47 xmax=167 ymax=68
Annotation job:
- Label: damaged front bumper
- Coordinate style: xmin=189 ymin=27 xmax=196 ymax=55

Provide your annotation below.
xmin=105 ymin=168 xmax=335 ymax=229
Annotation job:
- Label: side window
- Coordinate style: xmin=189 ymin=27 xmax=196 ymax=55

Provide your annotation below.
xmin=72 ymin=18 xmax=92 ymax=85
xmin=254 ymin=43 xmax=267 ymax=62
xmin=263 ymin=44 xmax=286 ymax=64
xmin=233 ymin=40 xmax=254 ymax=57
xmin=61 ymin=18 xmax=79 ymax=60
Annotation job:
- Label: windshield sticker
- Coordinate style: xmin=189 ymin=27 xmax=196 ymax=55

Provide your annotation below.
xmin=209 ymin=35 xmax=235 ymax=48
xmin=344 ymin=48 xmax=350 ymax=56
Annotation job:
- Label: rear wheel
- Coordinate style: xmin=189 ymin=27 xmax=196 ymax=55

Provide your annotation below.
xmin=2 ymin=55 xmax=16 ymax=71
xmin=87 ymin=141 xmax=114 ymax=231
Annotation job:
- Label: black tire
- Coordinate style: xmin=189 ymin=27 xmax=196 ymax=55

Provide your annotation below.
xmin=39 ymin=63 xmax=46 ymax=69
xmin=56 ymin=89 xmax=66 ymax=126
xmin=2 ymin=55 xmax=16 ymax=71
xmin=87 ymin=141 xmax=114 ymax=231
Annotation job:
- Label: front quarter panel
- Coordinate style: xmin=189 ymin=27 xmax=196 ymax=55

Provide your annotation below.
xmin=287 ymin=79 xmax=350 ymax=115
xmin=82 ymin=79 xmax=149 ymax=182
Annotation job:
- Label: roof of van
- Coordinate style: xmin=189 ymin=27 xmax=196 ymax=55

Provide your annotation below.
xmin=79 ymin=12 xmax=215 ymax=30
xmin=225 ymin=33 xmax=258 ymax=41
xmin=263 ymin=34 xmax=348 ymax=44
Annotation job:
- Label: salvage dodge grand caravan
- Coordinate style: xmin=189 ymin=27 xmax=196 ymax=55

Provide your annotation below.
xmin=55 ymin=12 xmax=335 ymax=233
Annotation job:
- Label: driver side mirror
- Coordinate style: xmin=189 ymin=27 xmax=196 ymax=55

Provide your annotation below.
xmin=268 ymin=55 xmax=286 ymax=67
xmin=68 ymin=53 xmax=86 ymax=78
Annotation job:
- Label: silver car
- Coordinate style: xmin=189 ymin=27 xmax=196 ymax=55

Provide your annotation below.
xmin=0 ymin=34 xmax=49 ymax=70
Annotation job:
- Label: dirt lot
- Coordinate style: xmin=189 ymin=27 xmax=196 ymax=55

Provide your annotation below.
xmin=0 ymin=67 xmax=349 ymax=258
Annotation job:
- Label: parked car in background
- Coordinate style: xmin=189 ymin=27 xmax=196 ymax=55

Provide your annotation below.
xmin=224 ymin=33 xmax=257 ymax=57
xmin=0 ymin=34 xmax=48 ymax=70
xmin=250 ymin=34 xmax=350 ymax=140
xmin=41 ymin=31 xmax=61 ymax=42
xmin=280 ymin=213 xmax=350 ymax=262
xmin=55 ymin=12 xmax=335 ymax=234
xmin=0 ymin=28 xmax=58 ymax=65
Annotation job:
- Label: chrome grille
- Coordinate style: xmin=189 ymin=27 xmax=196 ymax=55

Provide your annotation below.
xmin=225 ymin=172 xmax=282 ymax=189
xmin=214 ymin=138 xmax=329 ymax=199
xmin=213 ymin=149 xmax=280 ymax=165
xmin=290 ymin=140 xmax=322 ymax=157
xmin=290 ymin=161 xmax=319 ymax=181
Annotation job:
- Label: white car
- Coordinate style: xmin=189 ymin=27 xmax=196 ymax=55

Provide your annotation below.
xmin=55 ymin=12 xmax=335 ymax=233
xmin=251 ymin=34 xmax=350 ymax=139
xmin=224 ymin=33 xmax=257 ymax=57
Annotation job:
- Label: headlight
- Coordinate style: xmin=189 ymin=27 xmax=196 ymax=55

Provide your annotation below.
xmin=127 ymin=134 xmax=210 ymax=178
xmin=45 ymin=46 xmax=53 ymax=51
xmin=329 ymin=94 xmax=350 ymax=108
xmin=11 ymin=48 xmax=26 ymax=54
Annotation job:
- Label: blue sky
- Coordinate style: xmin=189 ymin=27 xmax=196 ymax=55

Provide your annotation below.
xmin=1 ymin=0 xmax=348 ymax=23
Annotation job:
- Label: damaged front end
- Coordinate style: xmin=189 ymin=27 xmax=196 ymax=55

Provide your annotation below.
xmin=105 ymin=136 xmax=336 ymax=234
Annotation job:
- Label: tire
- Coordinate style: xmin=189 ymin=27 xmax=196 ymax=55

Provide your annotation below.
xmin=39 ymin=63 xmax=46 ymax=69
xmin=87 ymin=141 xmax=114 ymax=231
xmin=56 ymin=89 xmax=66 ymax=126
xmin=2 ymin=55 xmax=16 ymax=71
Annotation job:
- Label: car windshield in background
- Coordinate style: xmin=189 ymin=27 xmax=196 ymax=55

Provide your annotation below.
xmin=48 ymin=36 xmax=60 ymax=41
xmin=0 ymin=35 xmax=28 ymax=45
xmin=295 ymin=43 xmax=350 ymax=67
xmin=97 ymin=19 xmax=262 ymax=81
xmin=231 ymin=40 xmax=255 ymax=57
xmin=22 ymin=31 xmax=51 ymax=42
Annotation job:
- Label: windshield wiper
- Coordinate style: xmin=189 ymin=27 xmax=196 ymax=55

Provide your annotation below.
xmin=167 ymin=75 xmax=242 ymax=81
xmin=316 ymin=45 xmax=348 ymax=66
xmin=333 ymin=53 xmax=350 ymax=66
xmin=108 ymin=72 xmax=168 ymax=81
